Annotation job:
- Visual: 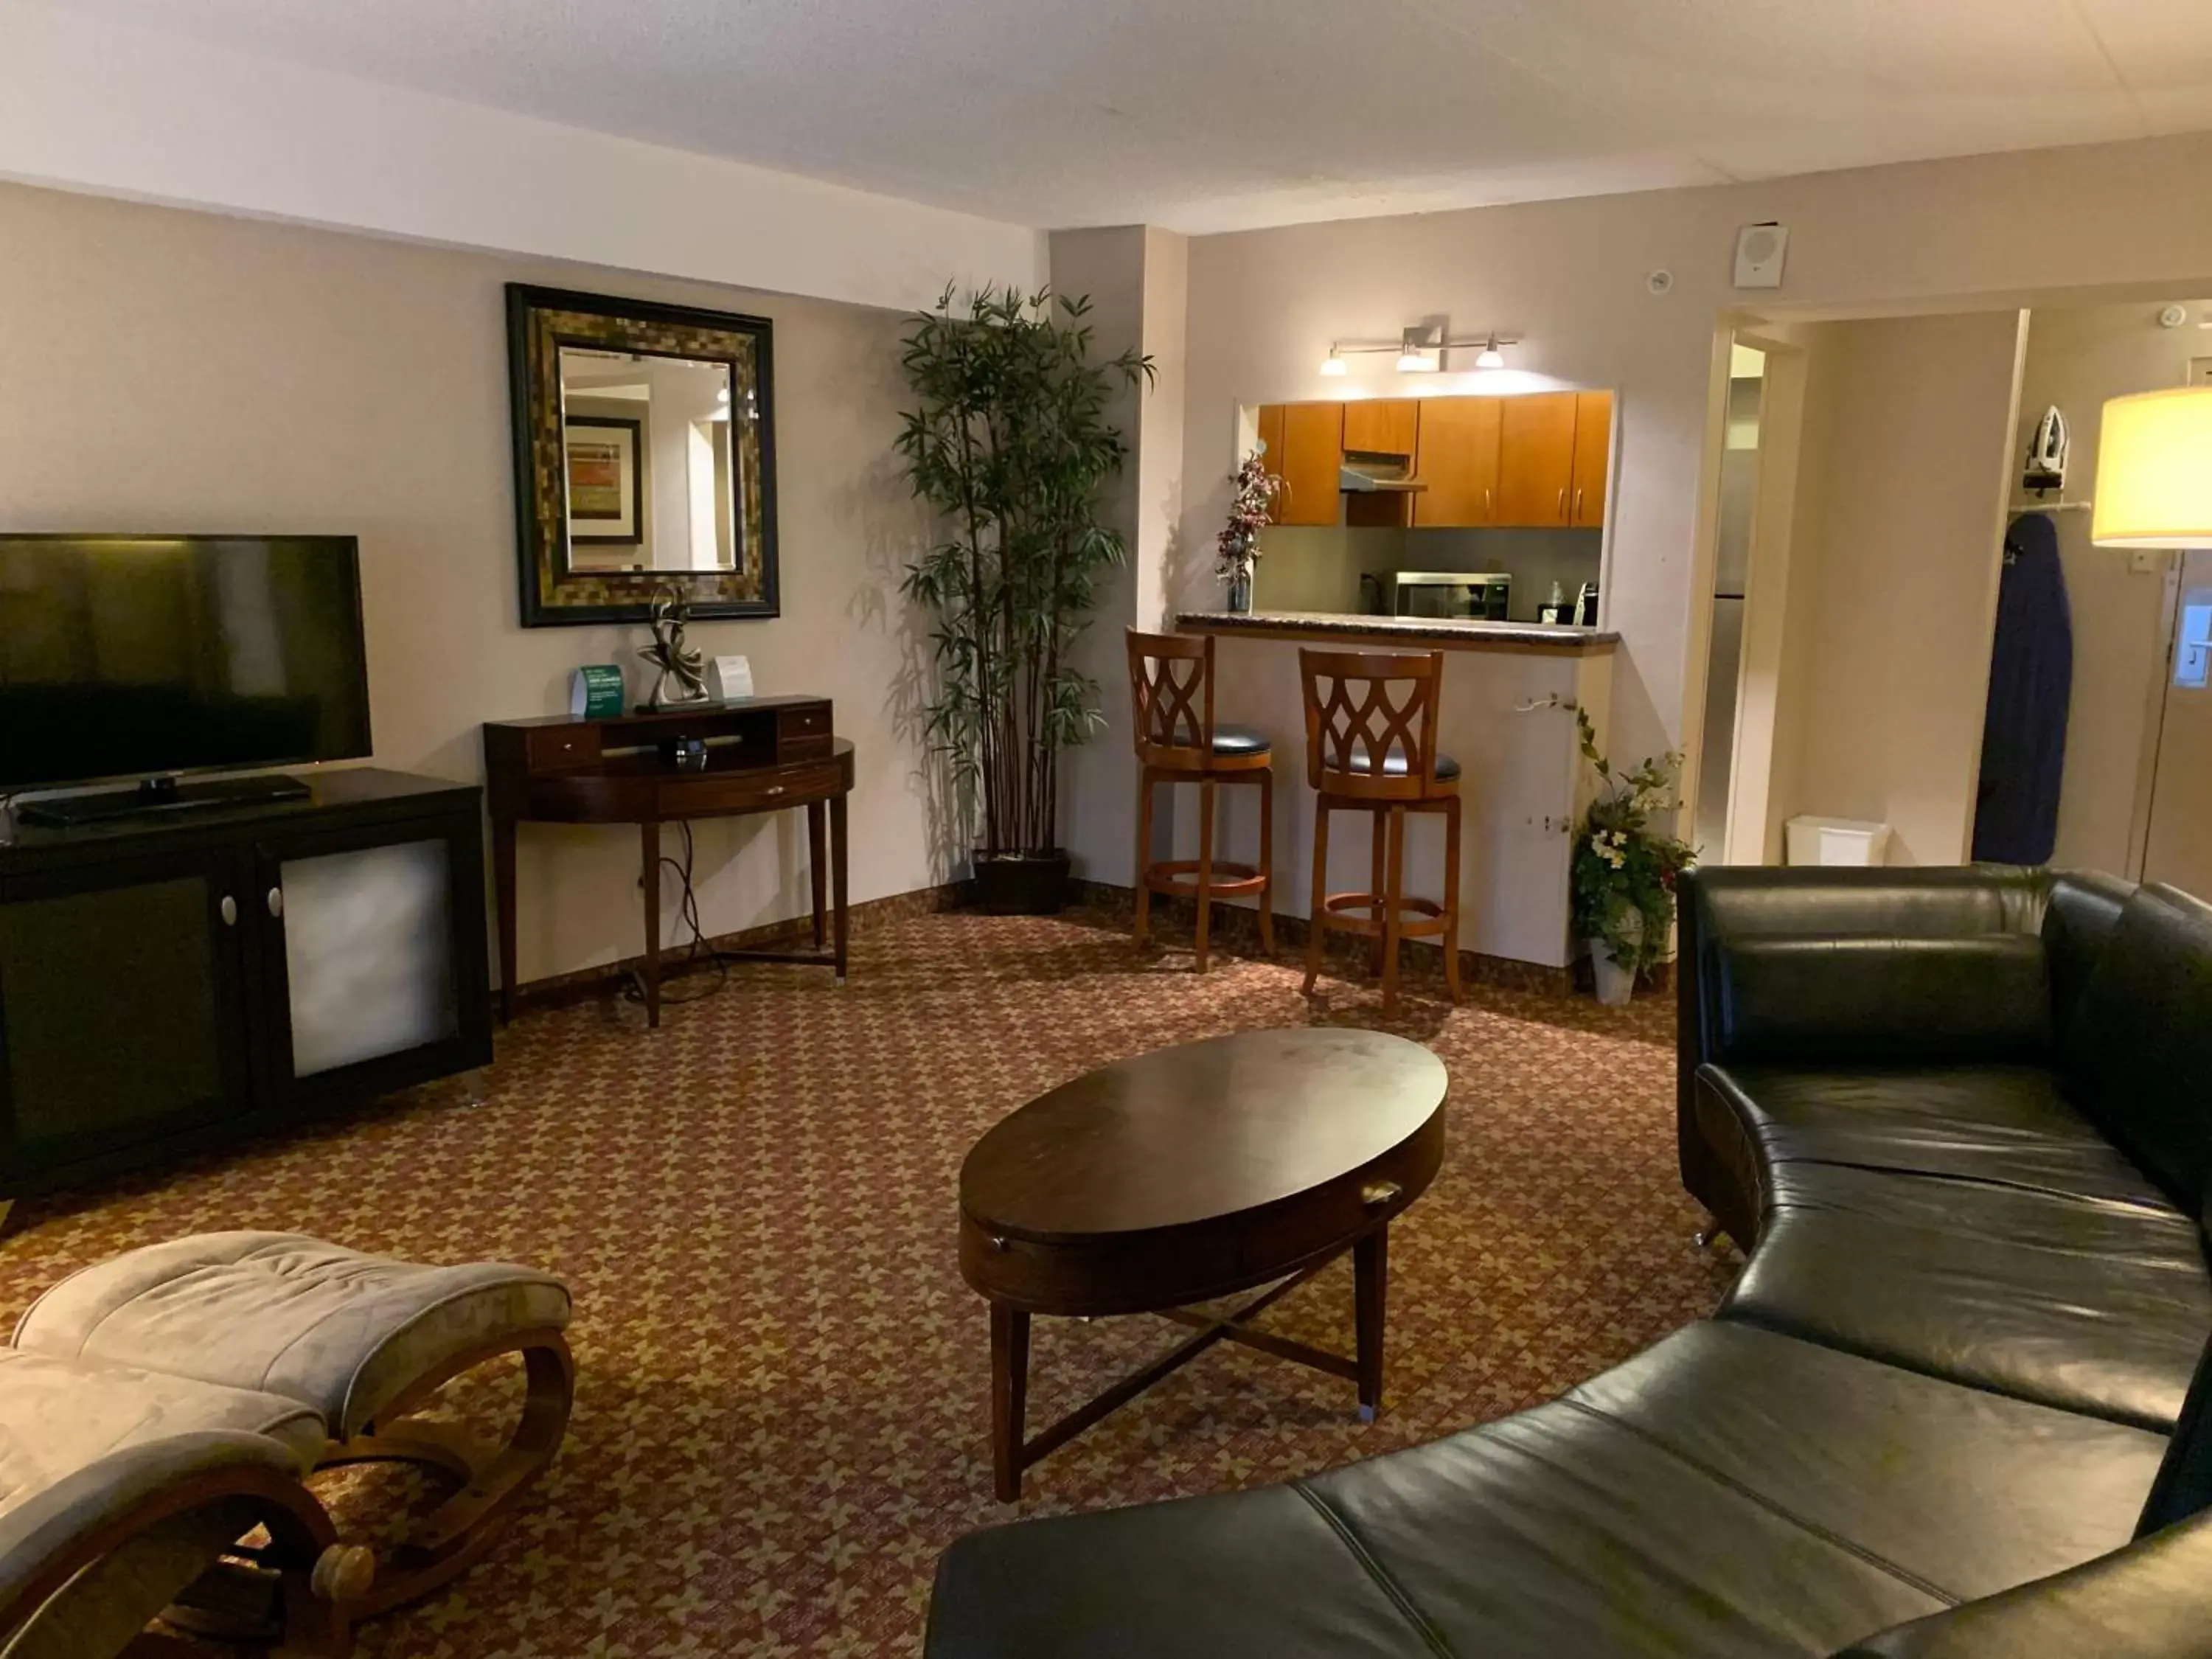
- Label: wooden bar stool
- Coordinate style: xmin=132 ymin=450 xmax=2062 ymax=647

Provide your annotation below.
xmin=1298 ymin=647 xmax=1463 ymax=1017
xmin=1127 ymin=629 xmax=1273 ymax=970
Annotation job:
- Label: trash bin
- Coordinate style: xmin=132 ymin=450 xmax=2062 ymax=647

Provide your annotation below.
xmin=1785 ymin=815 xmax=1893 ymax=867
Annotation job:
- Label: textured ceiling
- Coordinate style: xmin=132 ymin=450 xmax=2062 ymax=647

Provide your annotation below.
xmin=38 ymin=0 xmax=2212 ymax=232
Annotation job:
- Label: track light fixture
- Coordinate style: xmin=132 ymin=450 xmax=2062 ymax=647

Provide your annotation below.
xmin=1318 ymin=321 xmax=1519 ymax=377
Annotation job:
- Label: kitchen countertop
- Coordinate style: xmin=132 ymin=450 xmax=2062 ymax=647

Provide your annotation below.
xmin=1176 ymin=611 xmax=1619 ymax=651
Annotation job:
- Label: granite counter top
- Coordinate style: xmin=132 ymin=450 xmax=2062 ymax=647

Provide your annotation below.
xmin=1177 ymin=611 xmax=1619 ymax=650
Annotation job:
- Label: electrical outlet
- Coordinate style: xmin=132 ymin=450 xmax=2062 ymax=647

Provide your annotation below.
xmin=2132 ymin=549 xmax=2167 ymax=574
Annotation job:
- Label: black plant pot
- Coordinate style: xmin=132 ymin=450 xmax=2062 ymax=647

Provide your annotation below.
xmin=973 ymin=848 xmax=1071 ymax=916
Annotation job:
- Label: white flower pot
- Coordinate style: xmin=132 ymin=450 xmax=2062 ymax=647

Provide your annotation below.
xmin=1587 ymin=908 xmax=1643 ymax=1006
xmin=1590 ymin=947 xmax=1636 ymax=1007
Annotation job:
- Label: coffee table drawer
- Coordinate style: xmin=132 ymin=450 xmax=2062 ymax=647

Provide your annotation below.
xmin=960 ymin=1120 xmax=1439 ymax=1316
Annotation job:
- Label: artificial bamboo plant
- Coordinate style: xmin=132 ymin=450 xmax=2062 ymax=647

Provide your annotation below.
xmin=897 ymin=285 xmax=1152 ymax=888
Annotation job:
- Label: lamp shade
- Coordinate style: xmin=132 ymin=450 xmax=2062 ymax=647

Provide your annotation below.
xmin=2093 ymin=388 xmax=2212 ymax=549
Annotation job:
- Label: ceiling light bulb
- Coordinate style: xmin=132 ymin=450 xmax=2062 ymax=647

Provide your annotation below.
xmin=1319 ymin=350 xmax=1347 ymax=377
xmin=1475 ymin=336 xmax=1506 ymax=371
xmin=1397 ymin=351 xmax=1437 ymax=373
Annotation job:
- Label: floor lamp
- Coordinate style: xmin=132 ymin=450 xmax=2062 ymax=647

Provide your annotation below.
xmin=2093 ymin=387 xmax=2212 ymax=884
xmin=2093 ymin=387 xmax=2212 ymax=552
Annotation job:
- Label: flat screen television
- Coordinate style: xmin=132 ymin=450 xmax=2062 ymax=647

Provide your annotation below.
xmin=0 ymin=535 xmax=371 ymax=816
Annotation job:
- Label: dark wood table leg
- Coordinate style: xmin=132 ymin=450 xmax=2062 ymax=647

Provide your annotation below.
xmin=1354 ymin=1224 xmax=1388 ymax=1422
xmin=830 ymin=790 xmax=849 ymax=985
xmin=639 ymin=821 xmax=661 ymax=1029
xmin=807 ymin=800 xmax=828 ymax=949
xmin=990 ymin=1303 xmax=1030 ymax=1502
xmin=493 ymin=813 xmax=518 ymax=1026
xmin=1368 ymin=806 xmax=1388 ymax=978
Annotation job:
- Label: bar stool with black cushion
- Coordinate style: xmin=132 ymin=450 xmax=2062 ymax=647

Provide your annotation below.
xmin=1127 ymin=629 xmax=1273 ymax=970
xmin=1298 ymin=647 xmax=1462 ymax=1017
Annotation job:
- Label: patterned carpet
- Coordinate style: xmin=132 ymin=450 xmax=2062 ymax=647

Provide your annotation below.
xmin=0 ymin=911 xmax=1731 ymax=1657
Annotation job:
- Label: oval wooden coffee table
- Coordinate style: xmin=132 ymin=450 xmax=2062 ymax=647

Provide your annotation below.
xmin=959 ymin=1027 xmax=1447 ymax=1500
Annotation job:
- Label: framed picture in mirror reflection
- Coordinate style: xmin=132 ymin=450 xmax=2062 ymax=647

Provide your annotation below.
xmin=564 ymin=417 xmax=642 ymax=546
xmin=507 ymin=283 xmax=778 ymax=626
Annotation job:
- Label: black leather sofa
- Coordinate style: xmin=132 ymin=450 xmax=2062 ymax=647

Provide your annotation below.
xmin=925 ymin=866 xmax=2212 ymax=1658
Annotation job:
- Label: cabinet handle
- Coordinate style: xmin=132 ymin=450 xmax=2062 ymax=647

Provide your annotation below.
xmin=1573 ymin=487 xmax=1585 ymax=522
xmin=1484 ymin=486 xmax=1493 ymax=517
xmin=1361 ymin=1180 xmax=1404 ymax=1208
xmin=266 ymin=886 xmax=284 ymax=919
xmin=220 ymin=894 xmax=238 ymax=927
xmin=1557 ymin=487 xmax=1568 ymax=521
xmin=764 ymin=785 xmax=785 ymax=798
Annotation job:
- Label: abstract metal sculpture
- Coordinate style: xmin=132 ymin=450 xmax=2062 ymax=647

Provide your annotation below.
xmin=639 ymin=584 xmax=711 ymax=709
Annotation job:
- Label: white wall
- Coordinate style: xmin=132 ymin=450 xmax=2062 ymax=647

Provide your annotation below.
xmin=0 ymin=1 xmax=1044 ymax=316
xmin=1048 ymin=226 xmax=1189 ymax=886
xmin=1175 ymin=131 xmax=2212 ymax=790
xmin=1770 ymin=311 xmax=2028 ymax=865
xmin=0 ymin=179 xmax=950 ymax=987
xmin=2011 ymin=299 xmax=2209 ymax=874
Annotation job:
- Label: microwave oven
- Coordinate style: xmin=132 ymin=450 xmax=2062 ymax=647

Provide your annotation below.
xmin=1389 ymin=571 xmax=1512 ymax=620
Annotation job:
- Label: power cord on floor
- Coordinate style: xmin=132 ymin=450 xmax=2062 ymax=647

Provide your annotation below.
xmin=621 ymin=820 xmax=741 ymax=1010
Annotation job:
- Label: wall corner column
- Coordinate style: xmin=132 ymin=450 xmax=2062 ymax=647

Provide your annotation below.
xmin=1049 ymin=225 xmax=1189 ymax=886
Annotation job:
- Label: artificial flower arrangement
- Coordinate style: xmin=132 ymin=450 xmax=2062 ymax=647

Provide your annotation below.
xmin=1215 ymin=451 xmax=1285 ymax=604
xmin=1570 ymin=707 xmax=1695 ymax=993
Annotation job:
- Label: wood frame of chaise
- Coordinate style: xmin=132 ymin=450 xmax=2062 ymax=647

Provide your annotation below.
xmin=1 ymin=1324 xmax=573 ymax=1655
xmin=0 ymin=1430 xmax=372 ymax=1658
xmin=310 ymin=1324 xmax=574 ymax=1619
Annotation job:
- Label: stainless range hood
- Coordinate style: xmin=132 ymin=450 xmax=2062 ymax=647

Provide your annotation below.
xmin=1339 ymin=448 xmax=1426 ymax=495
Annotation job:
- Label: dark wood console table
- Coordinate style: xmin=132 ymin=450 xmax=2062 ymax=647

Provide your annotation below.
xmin=482 ymin=698 xmax=851 ymax=1027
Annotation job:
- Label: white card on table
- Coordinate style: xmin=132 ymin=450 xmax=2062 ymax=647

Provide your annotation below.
xmin=710 ymin=654 xmax=754 ymax=702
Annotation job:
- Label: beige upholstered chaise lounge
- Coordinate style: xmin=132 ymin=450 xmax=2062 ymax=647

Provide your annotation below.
xmin=0 ymin=1232 xmax=572 ymax=1655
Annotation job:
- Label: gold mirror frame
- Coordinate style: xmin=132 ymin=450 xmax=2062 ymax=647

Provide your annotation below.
xmin=506 ymin=284 xmax=779 ymax=627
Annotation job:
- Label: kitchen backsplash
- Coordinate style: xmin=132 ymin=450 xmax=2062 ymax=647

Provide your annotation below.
xmin=1254 ymin=525 xmax=1603 ymax=622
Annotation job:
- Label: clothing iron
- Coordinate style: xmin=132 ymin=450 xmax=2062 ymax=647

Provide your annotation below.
xmin=2023 ymin=406 xmax=2068 ymax=495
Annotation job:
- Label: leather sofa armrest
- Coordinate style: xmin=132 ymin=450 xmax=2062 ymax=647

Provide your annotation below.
xmin=1834 ymin=1512 xmax=2212 ymax=1658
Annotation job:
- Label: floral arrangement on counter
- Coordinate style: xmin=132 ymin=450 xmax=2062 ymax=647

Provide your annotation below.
xmin=1569 ymin=706 xmax=1695 ymax=1004
xmin=1214 ymin=450 xmax=1284 ymax=613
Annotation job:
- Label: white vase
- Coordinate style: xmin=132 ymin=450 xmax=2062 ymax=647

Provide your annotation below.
xmin=1587 ymin=908 xmax=1643 ymax=1006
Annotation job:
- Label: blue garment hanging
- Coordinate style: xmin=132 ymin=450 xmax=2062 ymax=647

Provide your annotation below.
xmin=1972 ymin=512 xmax=2073 ymax=865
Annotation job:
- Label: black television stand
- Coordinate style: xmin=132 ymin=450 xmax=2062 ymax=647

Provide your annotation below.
xmin=0 ymin=768 xmax=491 ymax=1197
xmin=18 ymin=772 xmax=311 ymax=827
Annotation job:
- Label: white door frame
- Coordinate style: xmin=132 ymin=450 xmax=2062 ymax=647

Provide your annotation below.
xmin=1678 ymin=325 xmax=1810 ymax=866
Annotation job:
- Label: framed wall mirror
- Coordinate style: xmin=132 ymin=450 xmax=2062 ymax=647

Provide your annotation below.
xmin=507 ymin=285 xmax=779 ymax=626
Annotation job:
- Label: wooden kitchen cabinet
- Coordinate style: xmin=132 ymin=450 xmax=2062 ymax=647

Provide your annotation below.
xmin=1341 ymin=398 xmax=1418 ymax=458
xmin=1267 ymin=401 xmax=1344 ymax=527
xmin=1497 ymin=392 xmax=1579 ymax=526
xmin=1495 ymin=394 xmax=1584 ymax=522
xmin=1570 ymin=391 xmax=1613 ymax=527
xmin=1256 ymin=403 xmax=1285 ymax=481
xmin=1498 ymin=390 xmax=1614 ymax=528
xmin=1411 ymin=396 xmax=1502 ymax=527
